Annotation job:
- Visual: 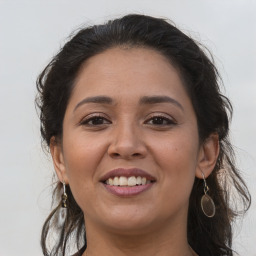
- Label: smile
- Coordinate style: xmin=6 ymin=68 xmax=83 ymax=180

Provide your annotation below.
xmin=105 ymin=176 xmax=153 ymax=186
xmin=101 ymin=168 xmax=156 ymax=196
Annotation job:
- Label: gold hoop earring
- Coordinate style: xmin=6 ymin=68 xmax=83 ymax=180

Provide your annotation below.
xmin=200 ymin=172 xmax=215 ymax=217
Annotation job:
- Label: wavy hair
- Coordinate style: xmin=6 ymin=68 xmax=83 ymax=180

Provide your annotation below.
xmin=36 ymin=14 xmax=251 ymax=256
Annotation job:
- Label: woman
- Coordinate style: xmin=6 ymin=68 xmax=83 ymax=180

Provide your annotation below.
xmin=36 ymin=14 xmax=250 ymax=256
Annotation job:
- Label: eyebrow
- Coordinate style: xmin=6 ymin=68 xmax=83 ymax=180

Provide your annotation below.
xmin=139 ymin=95 xmax=184 ymax=111
xmin=74 ymin=95 xmax=183 ymax=112
xmin=74 ymin=96 xmax=113 ymax=112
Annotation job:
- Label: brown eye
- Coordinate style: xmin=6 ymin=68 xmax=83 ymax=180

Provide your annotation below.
xmin=81 ymin=116 xmax=111 ymax=126
xmin=146 ymin=116 xmax=176 ymax=126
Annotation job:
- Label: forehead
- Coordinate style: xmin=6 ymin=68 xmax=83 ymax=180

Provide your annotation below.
xmin=69 ymin=47 xmax=191 ymax=109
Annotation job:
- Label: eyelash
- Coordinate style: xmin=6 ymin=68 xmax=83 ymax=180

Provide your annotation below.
xmin=144 ymin=115 xmax=176 ymax=126
xmin=80 ymin=114 xmax=111 ymax=126
xmin=79 ymin=113 xmax=176 ymax=128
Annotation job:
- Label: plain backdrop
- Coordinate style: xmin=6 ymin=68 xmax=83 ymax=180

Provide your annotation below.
xmin=0 ymin=0 xmax=255 ymax=255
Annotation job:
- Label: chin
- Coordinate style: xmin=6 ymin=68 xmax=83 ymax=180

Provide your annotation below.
xmin=93 ymin=206 xmax=160 ymax=235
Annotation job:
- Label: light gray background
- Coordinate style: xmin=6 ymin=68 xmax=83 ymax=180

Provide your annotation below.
xmin=0 ymin=0 xmax=255 ymax=255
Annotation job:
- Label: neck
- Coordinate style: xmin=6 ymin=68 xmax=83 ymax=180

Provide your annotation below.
xmin=83 ymin=210 xmax=195 ymax=256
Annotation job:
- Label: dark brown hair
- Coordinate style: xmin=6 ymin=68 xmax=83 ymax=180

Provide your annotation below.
xmin=36 ymin=14 xmax=250 ymax=256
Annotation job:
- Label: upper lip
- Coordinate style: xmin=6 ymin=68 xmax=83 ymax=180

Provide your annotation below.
xmin=100 ymin=168 xmax=156 ymax=182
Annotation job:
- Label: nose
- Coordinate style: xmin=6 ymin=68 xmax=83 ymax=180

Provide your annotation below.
xmin=107 ymin=122 xmax=147 ymax=160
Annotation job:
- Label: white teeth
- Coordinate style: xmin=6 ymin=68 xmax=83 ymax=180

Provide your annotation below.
xmin=136 ymin=176 xmax=142 ymax=185
xmin=128 ymin=176 xmax=137 ymax=186
xmin=113 ymin=177 xmax=119 ymax=186
xmin=105 ymin=176 xmax=152 ymax=186
xmin=119 ymin=176 xmax=128 ymax=186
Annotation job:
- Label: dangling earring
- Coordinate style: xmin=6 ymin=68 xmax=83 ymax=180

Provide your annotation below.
xmin=200 ymin=171 xmax=216 ymax=217
xmin=62 ymin=181 xmax=68 ymax=208
xmin=57 ymin=181 xmax=68 ymax=228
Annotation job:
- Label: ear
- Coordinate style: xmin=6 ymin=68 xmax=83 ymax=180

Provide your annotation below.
xmin=50 ymin=136 xmax=69 ymax=184
xmin=195 ymin=133 xmax=219 ymax=179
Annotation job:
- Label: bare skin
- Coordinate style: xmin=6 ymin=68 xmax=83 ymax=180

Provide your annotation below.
xmin=51 ymin=47 xmax=219 ymax=256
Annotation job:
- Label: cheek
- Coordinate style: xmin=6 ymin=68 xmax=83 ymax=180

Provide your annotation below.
xmin=63 ymin=132 xmax=105 ymax=170
xmin=152 ymin=130 xmax=199 ymax=200
xmin=62 ymin=134 xmax=107 ymax=199
xmin=153 ymin=128 xmax=199 ymax=168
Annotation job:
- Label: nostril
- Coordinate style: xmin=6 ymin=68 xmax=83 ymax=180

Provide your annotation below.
xmin=110 ymin=152 xmax=142 ymax=159
xmin=111 ymin=153 xmax=120 ymax=157
xmin=108 ymin=143 xmax=146 ymax=159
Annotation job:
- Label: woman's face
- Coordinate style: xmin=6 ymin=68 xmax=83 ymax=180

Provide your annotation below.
xmin=53 ymin=47 xmax=204 ymax=234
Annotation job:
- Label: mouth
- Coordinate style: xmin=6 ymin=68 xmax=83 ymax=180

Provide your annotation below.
xmin=100 ymin=168 xmax=156 ymax=196
xmin=104 ymin=176 xmax=154 ymax=186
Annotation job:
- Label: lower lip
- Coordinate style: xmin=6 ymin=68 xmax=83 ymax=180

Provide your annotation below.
xmin=103 ymin=183 xmax=154 ymax=197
